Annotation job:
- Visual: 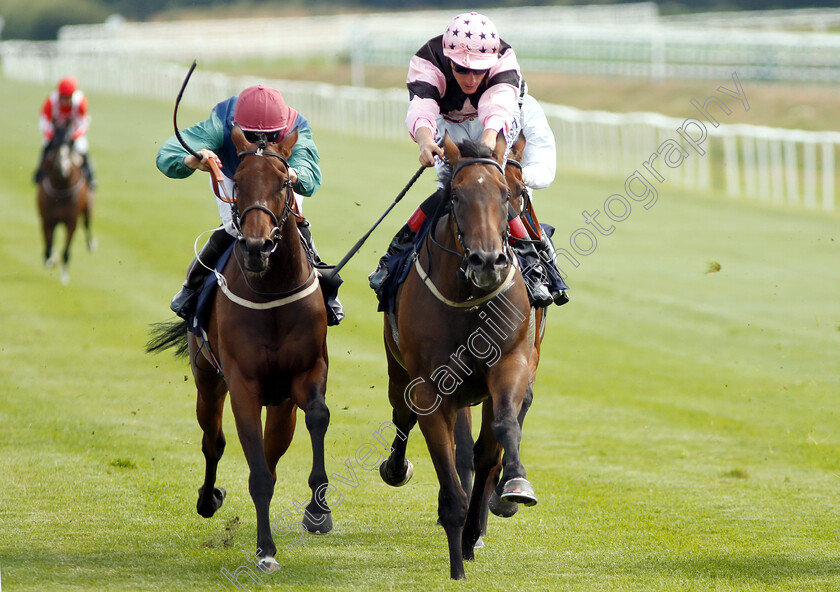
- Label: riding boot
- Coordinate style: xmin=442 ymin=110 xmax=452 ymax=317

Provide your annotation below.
xmin=170 ymin=228 xmax=235 ymax=320
xmin=300 ymin=223 xmax=345 ymax=326
xmin=298 ymin=222 xmax=322 ymax=264
xmin=368 ymin=223 xmax=417 ymax=293
xmin=509 ymin=237 xmax=554 ymax=308
xmin=81 ymin=154 xmax=96 ymax=189
xmin=33 ymin=145 xmax=48 ymax=184
xmin=535 ymin=233 xmax=570 ymax=306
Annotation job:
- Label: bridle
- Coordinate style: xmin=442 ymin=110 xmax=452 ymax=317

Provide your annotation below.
xmin=504 ymin=157 xmax=529 ymax=205
xmin=231 ymin=136 xmax=298 ymax=254
xmin=428 ymin=157 xmax=512 ymax=273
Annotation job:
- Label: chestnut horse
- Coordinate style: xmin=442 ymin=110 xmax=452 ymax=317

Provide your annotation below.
xmin=378 ymin=133 xmax=538 ymax=580
xmin=454 ymin=132 xmax=548 ymax=523
xmin=36 ymin=123 xmax=95 ymax=284
xmin=147 ymin=125 xmax=333 ymax=572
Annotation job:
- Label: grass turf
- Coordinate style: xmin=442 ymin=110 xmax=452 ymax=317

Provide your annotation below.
xmin=0 ymin=76 xmax=839 ymax=591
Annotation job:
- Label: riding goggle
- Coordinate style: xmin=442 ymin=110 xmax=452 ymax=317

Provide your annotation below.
xmin=243 ymin=130 xmax=282 ymax=144
xmin=450 ymin=61 xmax=489 ymax=76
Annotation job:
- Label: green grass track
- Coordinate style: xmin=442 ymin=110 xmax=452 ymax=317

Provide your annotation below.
xmin=1 ymin=77 xmax=839 ymax=591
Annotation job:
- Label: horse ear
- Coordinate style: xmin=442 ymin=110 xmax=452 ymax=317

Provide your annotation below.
xmin=276 ymin=130 xmax=298 ymax=159
xmin=443 ymin=131 xmax=460 ymax=167
xmin=510 ymin=131 xmax=526 ymax=161
xmin=491 ymin=129 xmax=506 ymax=164
xmin=231 ymin=124 xmax=250 ymax=152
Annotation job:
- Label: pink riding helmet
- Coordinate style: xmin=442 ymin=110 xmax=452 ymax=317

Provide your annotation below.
xmin=442 ymin=12 xmax=501 ymax=71
xmin=234 ymin=85 xmax=290 ymax=133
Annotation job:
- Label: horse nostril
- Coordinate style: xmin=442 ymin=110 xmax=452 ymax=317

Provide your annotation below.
xmin=494 ymin=252 xmax=508 ymax=269
xmin=244 ymin=237 xmax=271 ymax=257
xmin=467 ymin=252 xmax=484 ymax=269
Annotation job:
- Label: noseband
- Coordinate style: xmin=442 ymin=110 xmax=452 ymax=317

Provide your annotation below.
xmin=232 ymin=142 xmax=295 ymax=253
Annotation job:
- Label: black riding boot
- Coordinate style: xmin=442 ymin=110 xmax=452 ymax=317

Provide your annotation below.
xmin=368 ymin=223 xmax=417 ymax=293
xmin=170 ymin=228 xmax=235 ymax=320
xmin=536 ymin=232 xmax=570 ymax=306
xmin=298 ymin=222 xmax=322 ymax=264
xmin=299 ymin=223 xmax=345 ymax=326
xmin=33 ymin=145 xmax=48 ymax=184
xmin=81 ymin=154 xmax=96 ymax=189
xmin=368 ymin=187 xmax=447 ymax=293
xmin=510 ymin=237 xmax=554 ymax=308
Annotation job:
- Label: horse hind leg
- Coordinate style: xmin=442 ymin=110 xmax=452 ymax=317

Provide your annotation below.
xmin=417 ymin=406 xmax=469 ymax=580
xmin=195 ymin=375 xmax=228 ymax=519
xmin=454 ymin=408 xmax=474 ymax=500
xmin=82 ymin=191 xmax=97 ymax=251
xmin=462 ymin=401 xmax=502 ymax=560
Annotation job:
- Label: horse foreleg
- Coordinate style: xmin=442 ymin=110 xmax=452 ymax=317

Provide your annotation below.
xmin=380 ymin=352 xmax=417 ymax=487
xmin=61 ymin=219 xmax=78 ymax=284
xmin=293 ymin=365 xmax=333 ymax=535
xmin=489 ymin=385 xmax=534 ymax=518
xmin=488 ymin=359 xmax=537 ymax=508
xmin=462 ymin=400 xmax=501 ymax=559
xmin=42 ymin=220 xmax=56 ymax=267
xmin=417 ymin=400 xmax=468 ymax=580
xmin=229 ymin=378 xmax=279 ymax=572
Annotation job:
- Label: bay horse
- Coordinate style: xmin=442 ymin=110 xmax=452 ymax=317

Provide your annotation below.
xmin=146 ymin=125 xmax=333 ymax=572
xmin=454 ymin=132 xmax=549 ymax=523
xmin=378 ymin=132 xmax=538 ymax=580
xmin=36 ymin=122 xmax=95 ymax=284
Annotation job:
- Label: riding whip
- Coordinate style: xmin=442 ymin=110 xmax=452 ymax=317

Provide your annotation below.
xmin=173 ymin=60 xmax=232 ymax=203
xmin=320 ymin=164 xmax=427 ymax=282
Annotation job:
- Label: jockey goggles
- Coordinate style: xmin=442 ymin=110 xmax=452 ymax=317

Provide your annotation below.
xmin=451 ymin=60 xmax=490 ymax=76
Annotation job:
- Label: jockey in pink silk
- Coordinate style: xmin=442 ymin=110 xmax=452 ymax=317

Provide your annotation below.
xmin=369 ymin=12 xmax=567 ymax=308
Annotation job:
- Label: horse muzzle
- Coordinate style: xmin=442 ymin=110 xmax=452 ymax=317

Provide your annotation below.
xmin=239 ymin=235 xmax=275 ymax=273
xmin=464 ymin=248 xmax=509 ymax=290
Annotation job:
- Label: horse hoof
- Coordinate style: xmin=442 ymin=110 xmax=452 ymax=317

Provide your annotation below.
xmin=379 ymin=458 xmax=413 ymax=487
xmin=500 ymin=477 xmax=537 ymax=507
xmin=88 ymin=238 xmax=98 ymax=251
xmin=196 ymin=486 xmax=226 ymax=518
xmin=474 ymin=536 xmax=485 ymax=549
xmin=302 ymin=511 xmax=333 ymax=534
xmin=489 ymin=490 xmax=519 ymax=517
xmin=258 ymin=556 xmax=280 ymax=573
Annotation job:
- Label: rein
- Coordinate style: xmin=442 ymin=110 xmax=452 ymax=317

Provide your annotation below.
xmin=418 ymin=156 xmax=516 ymax=307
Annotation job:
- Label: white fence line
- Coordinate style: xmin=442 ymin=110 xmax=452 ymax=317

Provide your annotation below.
xmin=36 ymin=5 xmax=840 ymax=85
xmin=2 ymin=46 xmax=837 ymax=213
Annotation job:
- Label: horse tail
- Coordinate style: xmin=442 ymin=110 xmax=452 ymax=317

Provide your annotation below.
xmin=145 ymin=318 xmax=189 ymax=358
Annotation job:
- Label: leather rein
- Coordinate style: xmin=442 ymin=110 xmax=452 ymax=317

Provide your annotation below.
xmin=419 ymin=157 xmax=517 ymax=307
xmin=212 ymin=141 xmax=317 ymax=311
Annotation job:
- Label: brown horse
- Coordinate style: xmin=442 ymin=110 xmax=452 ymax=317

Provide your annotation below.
xmin=36 ymin=123 xmax=95 ymax=284
xmin=453 ymin=132 xmax=548 ymax=525
xmin=378 ymin=132 xmax=538 ymax=580
xmin=147 ymin=125 xmax=333 ymax=572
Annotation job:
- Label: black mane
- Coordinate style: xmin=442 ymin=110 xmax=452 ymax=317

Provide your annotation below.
xmin=456 ymin=139 xmax=494 ymax=159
